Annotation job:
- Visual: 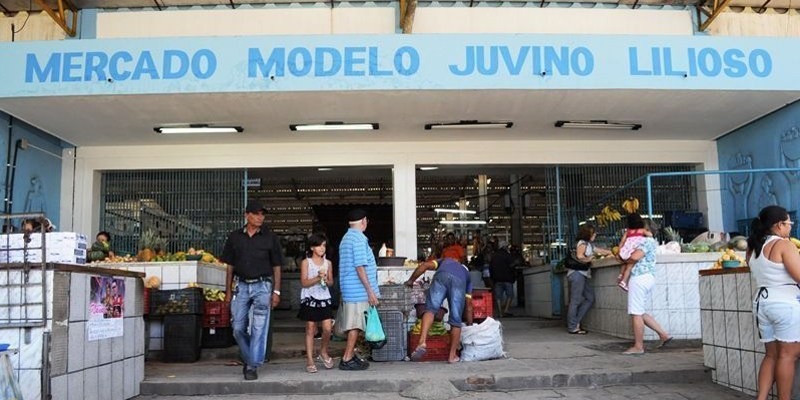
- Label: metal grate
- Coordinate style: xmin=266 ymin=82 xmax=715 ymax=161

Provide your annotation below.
xmin=0 ymin=213 xmax=48 ymax=328
xmin=100 ymin=169 xmax=246 ymax=257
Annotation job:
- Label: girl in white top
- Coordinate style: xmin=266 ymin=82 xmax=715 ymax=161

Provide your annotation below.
xmin=748 ymin=205 xmax=800 ymax=400
xmin=298 ymin=233 xmax=334 ymax=373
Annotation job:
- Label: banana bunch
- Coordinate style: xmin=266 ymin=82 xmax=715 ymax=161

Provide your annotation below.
xmin=594 ymin=205 xmax=622 ymax=227
xmin=203 ymin=288 xmax=226 ymax=302
xmin=790 ymin=237 xmax=800 ymax=252
xmin=621 ymin=197 xmax=640 ymax=214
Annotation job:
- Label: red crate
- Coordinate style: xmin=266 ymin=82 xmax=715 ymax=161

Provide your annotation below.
xmin=408 ymin=332 xmax=451 ymax=362
xmin=203 ymin=301 xmax=231 ymax=328
xmin=143 ymin=289 xmax=150 ymax=316
xmin=472 ymin=289 xmax=493 ymax=321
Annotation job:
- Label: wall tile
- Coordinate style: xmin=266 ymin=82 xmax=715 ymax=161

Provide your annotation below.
xmin=669 ymin=310 xmax=686 ymax=337
xmin=722 ymin=274 xmax=737 ymax=311
xmin=686 ymin=310 xmax=701 ymax=337
xmin=684 ymin=283 xmax=700 ymax=310
xmin=180 ymin=264 xmax=197 ymax=284
xmin=684 ymin=264 xmax=699 ymax=285
xmin=713 ymin=310 xmax=726 ymax=347
xmin=18 ymin=369 xmax=41 ymax=400
xmin=68 ymin=275 xmax=86 ymax=322
xmin=652 ymin=285 xmax=668 ymax=310
xmin=728 ymin=348 xmax=743 ymax=388
xmin=741 ymin=351 xmax=756 ymax=392
xmin=739 ymin=312 xmax=755 ymax=352
xmin=135 ymin=355 xmax=144 ymax=396
xmin=703 ymin=345 xmax=716 ymax=368
xmin=702 ymin=310 xmax=713 ymax=345
xmin=127 ymin=266 xmax=144 ymax=274
xmin=667 ymin=285 xmax=685 ymax=310
xmin=124 ymin=318 xmax=135 ymax=358
xmin=111 ymin=334 xmax=124 ymax=362
xmin=667 ymin=265 xmax=683 ymax=285
xmin=734 ymin=273 xmax=751 ymax=312
xmin=161 ymin=283 xmax=180 ymax=290
xmin=97 ymin=364 xmax=111 ymax=400
xmin=111 ymin=361 xmax=124 ymax=400
xmin=123 ymin=357 xmax=135 ymax=399
xmin=67 ymin=371 xmax=84 ymax=400
xmin=98 ymin=337 xmax=111 ymax=365
xmin=84 ymin=332 xmax=99 ymax=369
xmin=715 ymin=346 xmax=729 ymax=385
xmin=725 ymin=311 xmax=741 ymax=349
xmin=67 ymin=322 xmax=85 ymax=372
xmin=134 ymin=317 xmax=145 ymax=356
xmin=17 ymin=327 xmax=43 ymax=369
xmin=144 ymin=266 xmax=161 ymax=281
xmin=82 ymin=367 xmax=98 ymax=400
xmin=123 ymin=278 xmax=136 ymax=318
xmin=51 ymin=374 xmax=67 ymax=400
xmin=711 ymin=276 xmax=724 ymax=310
xmin=753 ymin=317 xmax=763 ymax=352
xmin=161 ymin=266 xmax=179 ymax=285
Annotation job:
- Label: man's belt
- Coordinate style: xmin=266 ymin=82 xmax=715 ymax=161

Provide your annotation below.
xmin=237 ymin=275 xmax=272 ymax=284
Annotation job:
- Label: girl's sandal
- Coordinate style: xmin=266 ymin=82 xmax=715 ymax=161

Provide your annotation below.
xmin=306 ymin=364 xmax=318 ymax=373
xmin=317 ymin=355 xmax=334 ymax=369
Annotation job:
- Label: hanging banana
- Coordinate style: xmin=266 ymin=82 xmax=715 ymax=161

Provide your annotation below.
xmin=621 ymin=197 xmax=640 ymax=214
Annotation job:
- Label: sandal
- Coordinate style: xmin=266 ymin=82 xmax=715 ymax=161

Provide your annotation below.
xmin=306 ymin=364 xmax=318 ymax=373
xmin=448 ymin=357 xmax=461 ymax=364
xmin=410 ymin=345 xmax=428 ymax=361
xmin=618 ymin=281 xmax=629 ymax=292
xmin=568 ymin=329 xmax=588 ymax=335
xmin=657 ymin=337 xmax=674 ymax=349
xmin=317 ymin=354 xmax=334 ymax=369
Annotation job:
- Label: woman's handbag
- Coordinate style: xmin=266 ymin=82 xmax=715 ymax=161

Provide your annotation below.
xmin=564 ymin=253 xmax=591 ymax=271
xmin=364 ymin=306 xmax=387 ymax=349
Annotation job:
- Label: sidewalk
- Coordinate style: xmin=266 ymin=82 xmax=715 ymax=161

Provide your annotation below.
xmin=140 ymin=311 xmax=718 ymax=397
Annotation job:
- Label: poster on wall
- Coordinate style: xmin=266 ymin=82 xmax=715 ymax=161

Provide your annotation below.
xmin=87 ymin=276 xmax=125 ymax=341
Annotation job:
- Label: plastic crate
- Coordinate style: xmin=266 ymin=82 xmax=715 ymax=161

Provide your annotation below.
xmin=371 ymin=309 xmax=407 ymax=362
xmin=150 ymin=288 xmax=204 ymax=316
xmin=202 ymin=327 xmax=234 ymax=348
xmin=472 ymin=289 xmax=493 ymax=321
xmin=203 ymin=301 xmax=231 ymax=328
xmin=408 ymin=332 xmax=451 ymax=362
xmin=378 ymin=285 xmax=420 ymax=316
xmin=162 ymin=314 xmax=202 ymax=362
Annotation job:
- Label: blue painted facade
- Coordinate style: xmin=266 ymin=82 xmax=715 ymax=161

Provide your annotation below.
xmin=717 ymin=101 xmax=800 ymax=234
xmin=0 ymin=111 xmax=69 ymax=226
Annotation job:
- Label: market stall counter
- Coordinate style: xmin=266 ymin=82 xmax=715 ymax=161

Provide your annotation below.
xmin=0 ymin=263 xmax=145 ymax=400
xmin=524 ymin=253 xmax=721 ymax=340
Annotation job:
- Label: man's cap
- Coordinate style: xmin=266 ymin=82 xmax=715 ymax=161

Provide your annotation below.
xmin=245 ymin=201 xmax=267 ymax=214
xmin=498 ymin=240 xmax=509 ymax=249
xmin=347 ymin=208 xmax=368 ymax=222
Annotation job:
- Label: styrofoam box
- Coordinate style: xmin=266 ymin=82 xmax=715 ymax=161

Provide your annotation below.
xmin=0 ymin=232 xmax=88 ymax=264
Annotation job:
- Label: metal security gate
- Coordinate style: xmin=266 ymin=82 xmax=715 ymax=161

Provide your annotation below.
xmin=100 ymin=169 xmax=246 ymax=257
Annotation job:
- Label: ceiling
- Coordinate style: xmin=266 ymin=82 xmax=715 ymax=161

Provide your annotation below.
xmin=3 ymin=0 xmax=800 ymax=13
xmin=0 ymin=89 xmax=797 ymax=147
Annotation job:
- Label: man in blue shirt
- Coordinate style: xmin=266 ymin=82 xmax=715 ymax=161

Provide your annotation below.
xmin=337 ymin=209 xmax=380 ymax=371
xmin=405 ymin=257 xmax=474 ymax=363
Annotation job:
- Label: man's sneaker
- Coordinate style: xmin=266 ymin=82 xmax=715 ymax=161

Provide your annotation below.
xmin=339 ymin=357 xmax=369 ymax=371
xmin=244 ymin=368 xmax=258 ymax=380
xmin=354 ymin=356 xmax=370 ymax=369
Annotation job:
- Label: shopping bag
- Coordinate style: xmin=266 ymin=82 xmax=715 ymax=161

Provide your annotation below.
xmin=364 ymin=306 xmax=387 ymax=349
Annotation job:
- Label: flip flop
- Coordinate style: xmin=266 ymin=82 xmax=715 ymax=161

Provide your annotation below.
xmin=657 ymin=337 xmax=674 ymax=349
xmin=621 ymin=349 xmax=645 ymax=356
xmin=306 ymin=364 xmax=318 ymax=373
xmin=568 ymin=329 xmax=588 ymax=335
xmin=410 ymin=346 xmax=427 ymax=361
xmin=317 ymin=355 xmax=334 ymax=369
xmin=448 ymin=357 xmax=461 ymax=364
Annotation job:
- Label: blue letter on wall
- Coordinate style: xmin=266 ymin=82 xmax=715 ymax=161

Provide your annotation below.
xmin=26 ymin=53 xmax=61 ymax=83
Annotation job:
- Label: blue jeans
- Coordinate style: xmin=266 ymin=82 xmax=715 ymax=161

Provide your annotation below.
xmin=426 ymin=271 xmax=467 ymax=327
xmin=566 ymin=272 xmax=594 ymax=332
xmin=231 ymin=279 xmax=272 ymax=370
xmin=493 ymin=282 xmax=514 ymax=303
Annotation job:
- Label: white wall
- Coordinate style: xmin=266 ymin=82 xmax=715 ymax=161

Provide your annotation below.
xmin=96 ymin=8 xmax=396 ymax=38
xmin=708 ymin=8 xmax=800 ymax=37
xmin=0 ymin=12 xmax=67 ymax=42
xmin=414 ymin=8 xmax=694 ymax=35
xmin=62 ymin=139 xmax=719 ymax=260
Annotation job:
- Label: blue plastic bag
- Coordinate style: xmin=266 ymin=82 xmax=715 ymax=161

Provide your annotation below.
xmin=364 ymin=306 xmax=387 ymax=349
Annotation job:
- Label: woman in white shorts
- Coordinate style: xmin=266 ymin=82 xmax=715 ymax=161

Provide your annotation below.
xmin=622 ymin=218 xmax=671 ymax=355
xmin=748 ymin=205 xmax=800 ymax=400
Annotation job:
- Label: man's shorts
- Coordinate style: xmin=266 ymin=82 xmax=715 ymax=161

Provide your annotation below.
xmin=493 ymin=282 xmax=514 ymax=303
xmin=426 ymin=271 xmax=467 ymax=328
xmin=337 ymin=301 xmax=369 ymax=332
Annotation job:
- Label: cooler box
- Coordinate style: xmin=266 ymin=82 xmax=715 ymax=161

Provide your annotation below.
xmin=371 ymin=309 xmax=407 ymax=362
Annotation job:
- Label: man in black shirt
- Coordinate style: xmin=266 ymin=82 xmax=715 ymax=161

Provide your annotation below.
xmin=490 ymin=240 xmax=515 ymax=318
xmin=221 ymin=201 xmax=283 ymax=381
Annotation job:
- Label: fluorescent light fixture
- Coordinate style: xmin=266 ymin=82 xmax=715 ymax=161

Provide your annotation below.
xmin=419 ymin=166 xmax=439 ymax=171
xmin=434 ymin=208 xmax=477 ymax=215
xmin=154 ymin=125 xmax=243 ymax=134
xmin=290 ymin=122 xmax=379 ymax=132
xmin=317 ymin=167 xmax=333 ymax=171
xmin=425 ymin=120 xmax=513 ymax=130
xmin=554 ymin=120 xmax=642 ymax=130
xmin=439 ymin=220 xmax=487 ymax=225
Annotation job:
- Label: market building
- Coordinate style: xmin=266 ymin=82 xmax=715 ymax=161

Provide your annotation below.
xmin=0 ymin=1 xmax=799 ymax=399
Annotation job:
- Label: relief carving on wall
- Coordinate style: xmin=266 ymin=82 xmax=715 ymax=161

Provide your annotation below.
xmin=727 ymin=152 xmax=753 ymax=221
xmin=781 ymin=125 xmax=800 ymax=179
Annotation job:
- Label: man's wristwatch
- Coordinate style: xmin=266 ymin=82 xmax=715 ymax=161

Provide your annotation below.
xmin=273 ymin=290 xmax=281 ymax=296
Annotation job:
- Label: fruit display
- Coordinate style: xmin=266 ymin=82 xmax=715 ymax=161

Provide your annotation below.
xmin=621 ymin=197 xmax=640 ymax=214
xmin=136 ymin=229 xmax=167 ymax=262
xmin=791 ymin=237 xmax=800 ymax=251
xmin=145 ymin=276 xmax=162 ymax=289
xmin=204 ymin=288 xmax=226 ymax=302
xmin=711 ymin=249 xmax=746 ymax=269
xmin=595 ymin=205 xmax=622 ymax=227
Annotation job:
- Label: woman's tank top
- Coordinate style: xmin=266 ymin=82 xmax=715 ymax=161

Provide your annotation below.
xmin=299 ymin=257 xmax=332 ymax=301
xmin=751 ymin=236 xmax=799 ymax=303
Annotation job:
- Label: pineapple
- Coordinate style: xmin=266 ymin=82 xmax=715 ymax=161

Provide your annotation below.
xmin=663 ymin=227 xmax=682 ymax=244
xmin=137 ymin=229 xmax=167 ymax=262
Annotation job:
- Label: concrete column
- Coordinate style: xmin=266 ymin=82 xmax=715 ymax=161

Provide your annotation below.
xmin=59 ymin=148 xmax=76 ymax=231
xmin=700 ymin=144 xmax=724 ymax=232
xmin=478 ymin=175 xmax=488 ymax=222
xmin=392 ymin=158 xmax=417 ymax=260
xmin=510 ymin=174 xmax=523 ymax=246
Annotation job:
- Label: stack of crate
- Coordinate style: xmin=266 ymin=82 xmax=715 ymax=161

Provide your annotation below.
xmin=374 ymin=284 xmax=418 ymax=361
xmin=202 ymin=301 xmax=234 ymax=348
xmin=150 ymin=287 xmax=205 ymax=362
